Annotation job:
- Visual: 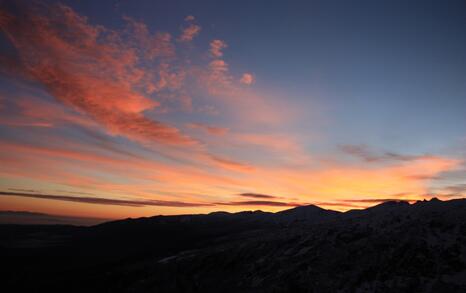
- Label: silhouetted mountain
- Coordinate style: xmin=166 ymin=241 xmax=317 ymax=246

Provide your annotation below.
xmin=275 ymin=204 xmax=340 ymax=224
xmin=1 ymin=198 xmax=465 ymax=292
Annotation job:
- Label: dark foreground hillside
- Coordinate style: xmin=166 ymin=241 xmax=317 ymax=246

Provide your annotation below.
xmin=1 ymin=198 xmax=466 ymax=292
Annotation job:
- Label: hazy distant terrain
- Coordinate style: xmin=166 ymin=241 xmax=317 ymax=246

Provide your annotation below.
xmin=0 ymin=211 xmax=110 ymax=226
xmin=1 ymin=198 xmax=465 ymax=292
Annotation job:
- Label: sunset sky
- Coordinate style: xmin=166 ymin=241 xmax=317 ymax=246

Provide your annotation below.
xmin=0 ymin=0 xmax=465 ymax=219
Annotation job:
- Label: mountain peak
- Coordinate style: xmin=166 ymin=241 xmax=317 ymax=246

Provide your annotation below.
xmin=275 ymin=204 xmax=340 ymax=224
xmin=278 ymin=204 xmax=326 ymax=213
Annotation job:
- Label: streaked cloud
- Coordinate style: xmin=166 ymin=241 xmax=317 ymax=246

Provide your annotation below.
xmin=0 ymin=191 xmax=213 ymax=207
xmin=209 ymin=155 xmax=255 ymax=172
xmin=445 ymin=183 xmax=466 ymax=193
xmin=187 ymin=123 xmax=229 ymax=136
xmin=238 ymin=193 xmax=277 ymax=199
xmin=0 ymin=96 xmax=95 ymax=129
xmin=339 ymin=144 xmax=437 ymax=163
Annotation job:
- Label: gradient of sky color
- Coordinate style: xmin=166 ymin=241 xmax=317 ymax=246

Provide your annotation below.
xmin=0 ymin=0 xmax=465 ymax=219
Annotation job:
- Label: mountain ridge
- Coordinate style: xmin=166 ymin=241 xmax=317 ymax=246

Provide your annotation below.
xmin=1 ymin=198 xmax=447 ymax=227
xmin=1 ymin=198 xmax=465 ymax=292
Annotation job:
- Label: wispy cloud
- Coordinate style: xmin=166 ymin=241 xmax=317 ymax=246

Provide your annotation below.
xmin=444 ymin=183 xmax=466 ymax=194
xmin=339 ymin=144 xmax=428 ymax=163
xmin=406 ymin=174 xmax=441 ymax=180
xmin=430 ymin=183 xmax=466 ymax=198
xmin=187 ymin=123 xmax=229 ymax=136
xmin=0 ymin=96 xmax=95 ymax=129
xmin=209 ymin=155 xmax=255 ymax=172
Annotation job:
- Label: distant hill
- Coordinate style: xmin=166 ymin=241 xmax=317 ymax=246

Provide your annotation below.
xmin=0 ymin=210 xmax=110 ymax=226
xmin=1 ymin=198 xmax=465 ymax=292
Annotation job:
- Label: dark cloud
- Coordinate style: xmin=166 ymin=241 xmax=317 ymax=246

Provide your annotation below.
xmin=433 ymin=184 xmax=466 ymax=197
xmin=238 ymin=193 xmax=277 ymax=199
xmin=445 ymin=183 xmax=466 ymax=193
xmin=338 ymin=144 xmax=380 ymax=162
xmin=339 ymin=144 xmax=427 ymax=163
xmin=0 ymin=191 xmax=213 ymax=207
xmin=384 ymin=152 xmax=419 ymax=161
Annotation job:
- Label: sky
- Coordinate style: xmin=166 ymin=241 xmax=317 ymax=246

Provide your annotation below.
xmin=0 ymin=0 xmax=465 ymax=219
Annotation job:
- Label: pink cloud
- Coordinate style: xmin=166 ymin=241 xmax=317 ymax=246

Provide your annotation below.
xmin=209 ymin=155 xmax=255 ymax=172
xmin=179 ymin=24 xmax=201 ymax=42
xmin=209 ymin=39 xmax=227 ymax=58
xmin=231 ymin=133 xmax=311 ymax=164
xmin=0 ymin=119 xmax=53 ymax=128
xmin=0 ymin=4 xmax=195 ymax=145
xmin=205 ymin=59 xmax=232 ymax=92
xmin=240 ymin=73 xmax=255 ymax=85
xmin=0 ymin=92 xmax=97 ymax=128
xmin=123 ymin=16 xmax=175 ymax=60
